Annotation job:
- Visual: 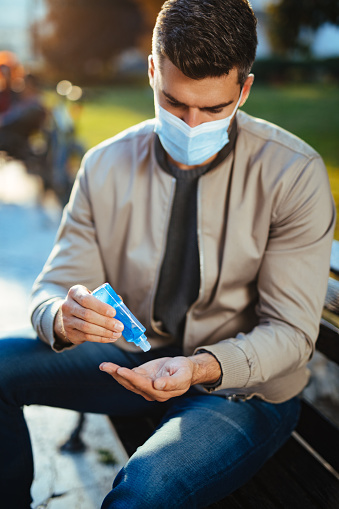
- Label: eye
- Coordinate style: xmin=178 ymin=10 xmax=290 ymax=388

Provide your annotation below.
xmin=205 ymin=107 xmax=223 ymax=114
xmin=166 ymin=98 xmax=182 ymax=108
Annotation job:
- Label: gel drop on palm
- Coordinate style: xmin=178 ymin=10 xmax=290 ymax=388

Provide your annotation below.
xmin=92 ymin=283 xmax=151 ymax=352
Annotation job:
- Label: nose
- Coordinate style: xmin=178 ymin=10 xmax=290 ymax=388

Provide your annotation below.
xmin=181 ymin=108 xmax=202 ymax=128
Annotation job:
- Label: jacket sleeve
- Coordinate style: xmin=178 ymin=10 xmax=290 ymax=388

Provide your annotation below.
xmin=196 ymin=155 xmax=336 ymax=391
xmin=30 ymin=153 xmax=106 ymax=350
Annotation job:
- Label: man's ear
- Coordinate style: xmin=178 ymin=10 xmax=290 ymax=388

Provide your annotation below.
xmin=239 ymin=74 xmax=254 ymax=108
xmin=148 ymin=55 xmax=155 ymax=90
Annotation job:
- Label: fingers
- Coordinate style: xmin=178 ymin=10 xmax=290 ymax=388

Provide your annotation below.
xmin=63 ymin=316 xmax=122 ymax=343
xmin=99 ymin=363 xmax=155 ymax=401
xmin=153 ymin=377 xmax=167 ymax=391
xmin=100 ymin=364 xmax=149 ymax=391
xmin=99 ymin=362 xmax=189 ymax=402
xmin=69 ymin=285 xmax=115 ymax=318
xmin=68 ymin=302 xmax=123 ymax=334
xmin=59 ymin=285 xmax=124 ymax=345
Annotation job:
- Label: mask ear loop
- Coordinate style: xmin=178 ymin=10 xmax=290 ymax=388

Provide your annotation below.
xmin=230 ymin=88 xmax=244 ymax=120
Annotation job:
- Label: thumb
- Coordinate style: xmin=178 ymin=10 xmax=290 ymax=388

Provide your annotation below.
xmin=99 ymin=362 xmax=120 ymax=375
xmin=153 ymin=377 xmax=168 ymax=390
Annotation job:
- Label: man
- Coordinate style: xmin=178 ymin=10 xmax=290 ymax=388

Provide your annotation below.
xmin=0 ymin=1 xmax=335 ymax=508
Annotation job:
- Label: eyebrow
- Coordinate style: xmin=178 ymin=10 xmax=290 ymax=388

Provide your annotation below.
xmin=162 ymin=90 xmax=234 ymax=111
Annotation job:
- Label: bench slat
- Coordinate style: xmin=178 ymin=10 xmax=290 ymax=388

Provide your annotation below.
xmin=296 ymin=399 xmax=339 ymax=472
xmin=330 ymin=239 xmax=339 ymax=275
xmin=248 ymin=449 xmax=321 ymax=509
xmin=317 ymin=319 xmax=339 ymax=364
xmin=273 ymin=436 xmax=339 ymax=508
xmin=254 ymin=457 xmax=319 ymax=509
xmin=207 ymin=436 xmax=328 ymax=509
xmin=207 ymin=475 xmax=280 ymax=509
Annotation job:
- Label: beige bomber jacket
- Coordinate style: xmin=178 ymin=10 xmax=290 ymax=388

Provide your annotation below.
xmin=30 ymin=111 xmax=336 ymax=403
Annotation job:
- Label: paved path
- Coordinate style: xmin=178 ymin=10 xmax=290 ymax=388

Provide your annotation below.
xmin=0 ymin=159 xmax=127 ymax=508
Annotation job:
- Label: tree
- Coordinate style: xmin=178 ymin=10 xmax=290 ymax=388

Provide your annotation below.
xmin=33 ymin=0 xmax=145 ymax=81
xmin=267 ymin=0 xmax=339 ymax=56
xmin=133 ymin=0 xmax=164 ymax=52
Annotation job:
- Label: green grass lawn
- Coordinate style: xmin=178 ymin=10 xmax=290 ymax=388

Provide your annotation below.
xmin=75 ymin=86 xmax=154 ymax=147
xmin=73 ymin=83 xmax=339 ymax=239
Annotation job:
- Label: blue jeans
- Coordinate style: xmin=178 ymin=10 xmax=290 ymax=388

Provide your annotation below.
xmin=0 ymin=336 xmax=300 ymax=509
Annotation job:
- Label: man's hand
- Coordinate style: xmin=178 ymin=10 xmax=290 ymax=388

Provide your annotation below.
xmin=54 ymin=284 xmax=124 ymax=346
xmin=99 ymin=353 xmax=221 ymax=402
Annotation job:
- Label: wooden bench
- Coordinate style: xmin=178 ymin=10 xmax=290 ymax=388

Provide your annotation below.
xmin=107 ymin=240 xmax=339 ymax=508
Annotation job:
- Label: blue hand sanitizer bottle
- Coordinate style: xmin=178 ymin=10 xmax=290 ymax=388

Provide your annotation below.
xmin=92 ymin=283 xmax=151 ymax=352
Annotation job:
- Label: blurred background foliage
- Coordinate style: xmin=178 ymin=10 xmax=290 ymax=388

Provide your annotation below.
xmin=32 ymin=0 xmax=164 ymax=83
xmin=30 ymin=0 xmax=339 ymax=85
xmin=1 ymin=0 xmax=339 ymax=236
xmin=32 ymin=0 xmax=146 ymax=83
xmin=267 ymin=0 xmax=339 ymax=57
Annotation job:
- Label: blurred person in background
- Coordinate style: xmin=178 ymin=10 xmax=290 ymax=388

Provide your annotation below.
xmin=0 ymin=64 xmax=19 ymax=114
xmin=0 ymin=56 xmax=84 ymax=206
xmin=0 ymin=69 xmax=46 ymax=161
xmin=0 ymin=1 xmax=335 ymax=508
xmin=0 ymin=51 xmax=24 ymax=114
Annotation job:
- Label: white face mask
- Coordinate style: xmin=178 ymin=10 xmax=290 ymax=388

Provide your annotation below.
xmin=154 ymin=91 xmax=242 ymax=166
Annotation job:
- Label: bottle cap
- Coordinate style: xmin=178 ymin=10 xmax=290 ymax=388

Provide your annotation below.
xmin=137 ymin=334 xmax=151 ymax=352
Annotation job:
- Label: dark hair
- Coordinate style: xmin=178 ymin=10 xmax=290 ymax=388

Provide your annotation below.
xmin=152 ymin=0 xmax=258 ymax=86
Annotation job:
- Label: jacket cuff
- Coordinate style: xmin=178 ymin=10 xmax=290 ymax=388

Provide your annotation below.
xmin=193 ymin=340 xmax=251 ymax=391
xmin=42 ymin=299 xmax=64 ymax=348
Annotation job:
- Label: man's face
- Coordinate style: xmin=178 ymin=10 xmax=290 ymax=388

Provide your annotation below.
xmin=149 ymin=55 xmax=253 ymax=128
xmin=148 ymin=55 xmax=253 ymax=168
